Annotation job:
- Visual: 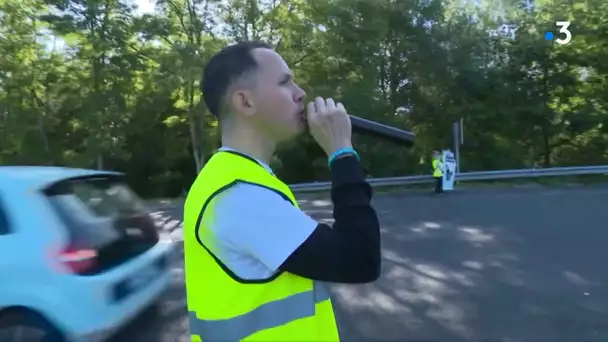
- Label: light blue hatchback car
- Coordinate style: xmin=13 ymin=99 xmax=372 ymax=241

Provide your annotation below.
xmin=0 ymin=166 xmax=176 ymax=342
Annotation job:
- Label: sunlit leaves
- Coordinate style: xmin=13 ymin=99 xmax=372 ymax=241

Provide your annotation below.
xmin=0 ymin=0 xmax=606 ymax=193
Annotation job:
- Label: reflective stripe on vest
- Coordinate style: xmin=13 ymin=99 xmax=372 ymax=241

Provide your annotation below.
xmin=189 ymin=282 xmax=331 ymax=341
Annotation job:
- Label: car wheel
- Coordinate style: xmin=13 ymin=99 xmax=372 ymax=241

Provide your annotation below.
xmin=0 ymin=309 xmax=65 ymax=342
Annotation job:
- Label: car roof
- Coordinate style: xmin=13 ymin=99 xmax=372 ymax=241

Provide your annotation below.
xmin=0 ymin=166 xmax=123 ymax=192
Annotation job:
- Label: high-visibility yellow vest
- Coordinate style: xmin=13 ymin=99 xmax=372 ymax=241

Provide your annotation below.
xmin=183 ymin=150 xmax=340 ymax=341
xmin=432 ymin=159 xmax=443 ymax=178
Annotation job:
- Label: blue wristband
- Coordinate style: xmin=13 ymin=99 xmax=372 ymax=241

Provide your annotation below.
xmin=328 ymin=147 xmax=360 ymax=167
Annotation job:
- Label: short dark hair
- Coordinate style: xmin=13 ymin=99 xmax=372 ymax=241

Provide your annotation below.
xmin=201 ymin=40 xmax=273 ymax=117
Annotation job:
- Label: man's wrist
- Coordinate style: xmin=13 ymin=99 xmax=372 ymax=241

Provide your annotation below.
xmin=326 ymin=141 xmax=353 ymax=157
xmin=328 ymin=147 xmax=359 ymax=167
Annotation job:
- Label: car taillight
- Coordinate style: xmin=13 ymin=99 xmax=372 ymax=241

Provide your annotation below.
xmin=57 ymin=245 xmax=98 ymax=274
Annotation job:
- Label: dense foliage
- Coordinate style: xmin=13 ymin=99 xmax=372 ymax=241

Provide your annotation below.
xmin=1 ymin=0 xmax=606 ymax=197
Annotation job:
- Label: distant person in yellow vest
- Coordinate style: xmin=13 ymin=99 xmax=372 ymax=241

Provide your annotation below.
xmin=432 ymin=150 xmax=444 ymax=194
xmin=183 ymin=41 xmax=381 ymax=341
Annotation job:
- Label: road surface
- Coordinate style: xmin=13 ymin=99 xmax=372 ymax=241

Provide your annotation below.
xmin=115 ymin=185 xmax=608 ymax=341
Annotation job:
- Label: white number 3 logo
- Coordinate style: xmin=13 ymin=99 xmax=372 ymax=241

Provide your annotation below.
xmin=555 ymin=21 xmax=572 ymax=45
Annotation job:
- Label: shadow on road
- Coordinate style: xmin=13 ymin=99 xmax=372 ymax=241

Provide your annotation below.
xmin=298 ymin=188 xmax=608 ymax=341
xmin=123 ymin=187 xmax=608 ymax=341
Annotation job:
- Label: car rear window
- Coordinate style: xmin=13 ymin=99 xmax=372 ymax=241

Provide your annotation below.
xmin=45 ymin=176 xmax=153 ymax=249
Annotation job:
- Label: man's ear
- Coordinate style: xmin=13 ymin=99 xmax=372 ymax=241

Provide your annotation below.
xmin=231 ymin=89 xmax=256 ymax=117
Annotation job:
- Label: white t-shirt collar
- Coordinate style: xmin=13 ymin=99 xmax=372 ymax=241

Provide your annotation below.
xmin=218 ymin=146 xmax=274 ymax=175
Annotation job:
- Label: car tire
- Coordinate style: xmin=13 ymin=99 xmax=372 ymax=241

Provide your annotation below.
xmin=0 ymin=308 xmax=65 ymax=342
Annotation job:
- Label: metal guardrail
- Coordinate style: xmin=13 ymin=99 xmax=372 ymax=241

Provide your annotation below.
xmin=289 ymin=165 xmax=608 ymax=193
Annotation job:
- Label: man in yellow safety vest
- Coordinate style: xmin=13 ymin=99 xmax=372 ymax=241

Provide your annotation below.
xmin=432 ymin=150 xmax=444 ymax=194
xmin=183 ymin=41 xmax=382 ymax=341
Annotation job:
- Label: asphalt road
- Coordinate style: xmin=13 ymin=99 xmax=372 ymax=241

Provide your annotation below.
xmin=115 ymin=185 xmax=608 ymax=341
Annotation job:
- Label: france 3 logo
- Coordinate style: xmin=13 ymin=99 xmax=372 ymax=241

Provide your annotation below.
xmin=544 ymin=21 xmax=572 ymax=45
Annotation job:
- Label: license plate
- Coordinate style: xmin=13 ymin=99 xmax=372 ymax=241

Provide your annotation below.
xmin=113 ymin=256 xmax=167 ymax=302
xmin=128 ymin=265 xmax=158 ymax=291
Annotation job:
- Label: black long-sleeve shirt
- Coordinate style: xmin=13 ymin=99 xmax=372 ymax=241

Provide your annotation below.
xmin=279 ymin=155 xmax=381 ymax=283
